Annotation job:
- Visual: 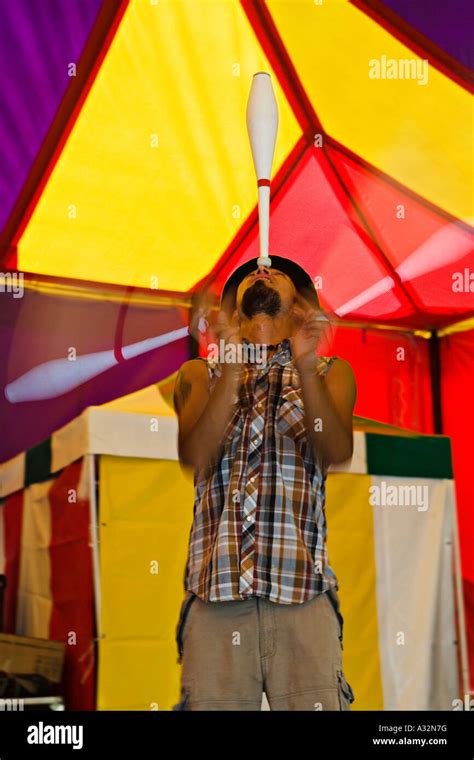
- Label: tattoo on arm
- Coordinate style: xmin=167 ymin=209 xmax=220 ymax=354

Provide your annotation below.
xmin=174 ymin=372 xmax=192 ymax=413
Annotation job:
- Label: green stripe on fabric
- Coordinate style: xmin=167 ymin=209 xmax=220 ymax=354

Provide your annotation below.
xmin=25 ymin=438 xmax=52 ymax=487
xmin=366 ymin=434 xmax=453 ymax=479
xmin=354 ymin=416 xmax=418 ymax=437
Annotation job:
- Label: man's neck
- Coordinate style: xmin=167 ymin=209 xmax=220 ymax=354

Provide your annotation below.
xmin=240 ymin=313 xmax=291 ymax=351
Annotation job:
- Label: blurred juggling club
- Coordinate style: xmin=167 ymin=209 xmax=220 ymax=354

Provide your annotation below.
xmin=4 ymin=326 xmax=189 ymax=403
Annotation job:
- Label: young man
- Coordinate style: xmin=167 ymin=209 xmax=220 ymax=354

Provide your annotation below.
xmin=172 ymin=256 xmax=356 ymax=711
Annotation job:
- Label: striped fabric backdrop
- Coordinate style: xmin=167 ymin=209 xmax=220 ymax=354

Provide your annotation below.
xmin=0 ymin=456 xmax=95 ymax=710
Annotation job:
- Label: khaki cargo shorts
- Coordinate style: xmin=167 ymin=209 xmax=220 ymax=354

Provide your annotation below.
xmin=172 ymin=589 xmax=355 ymax=711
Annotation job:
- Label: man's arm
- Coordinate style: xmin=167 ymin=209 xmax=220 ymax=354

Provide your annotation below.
xmin=295 ymin=357 xmax=356 ymax=467
xmin=173 ymin=358 xmax=243 ymax=471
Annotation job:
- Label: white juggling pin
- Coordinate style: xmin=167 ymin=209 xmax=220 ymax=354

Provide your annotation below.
xmin=246 ymin=72 xmax=279 ymax=268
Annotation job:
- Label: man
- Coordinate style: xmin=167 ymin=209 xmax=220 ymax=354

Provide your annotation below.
xmin=172 ymin=256 xmax=356 ymax=711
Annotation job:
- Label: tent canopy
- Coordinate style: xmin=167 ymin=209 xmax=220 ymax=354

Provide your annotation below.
xmin=0 ymin=0 xmax=472 ymax=329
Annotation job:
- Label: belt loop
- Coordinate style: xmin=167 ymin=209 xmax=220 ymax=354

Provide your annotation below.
xmin=326 ymin=588 xmax=344 ymax=649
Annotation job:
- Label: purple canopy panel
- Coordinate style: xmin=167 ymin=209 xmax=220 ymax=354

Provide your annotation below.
xmin=380 ymin=0 xmax=473 ymax=71
xmin=0 ymin=0 xmax=103 ymax=230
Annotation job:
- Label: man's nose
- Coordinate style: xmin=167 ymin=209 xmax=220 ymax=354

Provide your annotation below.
xmin=255 ymin=265 xmax=270 ymax=275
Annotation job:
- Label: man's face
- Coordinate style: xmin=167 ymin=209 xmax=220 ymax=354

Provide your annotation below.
xmin=236 ymin=267 xmax=297 ymax=319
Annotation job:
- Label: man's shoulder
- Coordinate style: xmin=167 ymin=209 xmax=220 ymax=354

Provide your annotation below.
xmin=174 ymin=358 xmax=210 ymax=395
xmin=326 ymin=356 xmax=354 ymax=374
xmin=322 ymin=357 xmax=357 ymax=394
xmin=177 ymin=357 xmax=209 ymax=377
xmin=173 ymin=359 xmax=210 ymax=414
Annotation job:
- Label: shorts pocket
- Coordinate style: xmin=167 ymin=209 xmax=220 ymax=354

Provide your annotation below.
xmin=337 ymin=670 xmax=355 ymax=711
xmin=176 ymin=592 xmax=197 ymax=663
xmin=172 ymin=682 xmax=193 ymax=711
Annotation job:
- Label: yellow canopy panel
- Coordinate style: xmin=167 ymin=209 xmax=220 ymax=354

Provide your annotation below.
xmin=18 ymin=0 xmax=300 ymax=290
xmin=267 ymin=0 xmax=472 ymax=221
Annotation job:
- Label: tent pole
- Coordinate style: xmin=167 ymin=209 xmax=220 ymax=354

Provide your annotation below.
xmin=451 ymin=485 xmax=471 ymax=698
xmin=88 ymin=454 xmax=102 ymax=640
xmin=431 ymin=332 xmax=470 ymax=695
xmin=188 ymin=327 xmax=199 ymax=360
xmin=428 ymin=332 xmax=443 ymax=434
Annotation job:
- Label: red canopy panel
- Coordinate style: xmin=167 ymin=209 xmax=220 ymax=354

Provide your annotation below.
xmin=328 ymin=143 xmax=474 ymax=325
xmin=202 ymin=144 xmax=421 ymax=327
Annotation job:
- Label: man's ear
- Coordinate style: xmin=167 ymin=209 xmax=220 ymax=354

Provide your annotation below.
xmin=290 ymin=299 xmax=307 ymax=333
xmin=292 ymin=292 xmax=310 ymax=314
xmin=301 ymin=285 xmax=320 ymax=311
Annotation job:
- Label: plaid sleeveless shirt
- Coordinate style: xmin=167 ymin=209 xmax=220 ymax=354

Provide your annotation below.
xmin=183 ymin=338 xmax=339 ymax=605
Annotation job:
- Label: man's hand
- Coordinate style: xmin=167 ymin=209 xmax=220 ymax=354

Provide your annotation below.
xmin=214 ymin=309 xmax=246 ymax=375
xmin=215 ymin=309 xmax=241 ymax=348
xmin=174 ymin=309 xmax=245 ymax=472
xmin=289 ymin=295 xmax=330 ymax=370
xmin=288 ymin=295 xmax=355 ymax=467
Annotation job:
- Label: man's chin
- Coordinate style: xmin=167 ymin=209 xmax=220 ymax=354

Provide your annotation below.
xmin=241 ymin=280 xmax=281 ymax=318
xmin=241 ymin=301 xmax=281 ymax=319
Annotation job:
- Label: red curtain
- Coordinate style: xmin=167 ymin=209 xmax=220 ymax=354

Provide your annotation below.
xmin=327 ymin=325 xmax=433 ymax=432
xmin=440 ymin=329 xmax=474 ymax=690
xmin=48 ymin=460 xmax=96 ymax=710
xmin=328 ymin=324 xmax=472 ymax=689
